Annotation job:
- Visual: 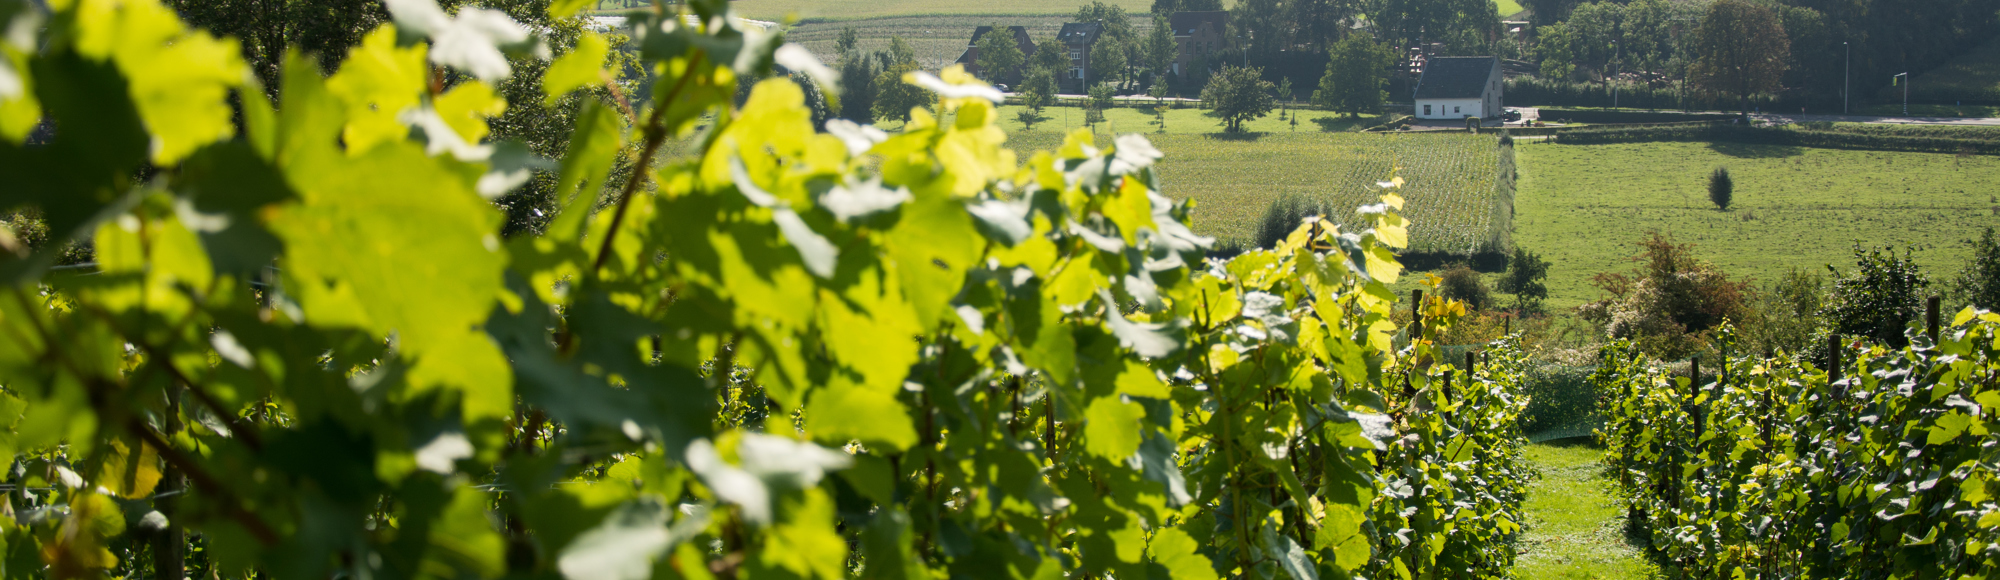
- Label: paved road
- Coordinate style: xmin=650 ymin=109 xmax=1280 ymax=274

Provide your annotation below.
xmin=1749 ymin=112 xmax=2000 ymax=126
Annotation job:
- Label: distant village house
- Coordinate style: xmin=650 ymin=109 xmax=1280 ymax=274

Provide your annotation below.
xmin=1413 ymin=56 xmax=1503 ymax=120
xmin=1055 ymin=22 xmax=1103 ymax=93
xmin=1168 ymin=11 xmax=1227 ymax=78
xmin=953 ymin=26 xmax=1036 ymax=86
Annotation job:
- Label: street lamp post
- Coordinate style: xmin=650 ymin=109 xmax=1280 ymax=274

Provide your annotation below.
xmin=1611 ymin=39 xmax=1619 ymax=109
xmin=1894 ymin=72 xmax=1908 ymax=116
xmin=1842 ymin=41 xmax=1849 ymax=115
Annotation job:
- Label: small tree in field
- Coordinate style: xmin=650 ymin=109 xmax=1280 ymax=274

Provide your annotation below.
xmin=1202 ymin=65 xmax=1275 ymax=132
xmin=1708 ymin=166 xmax=1733 ymax=210
xmin=1440 ymin=264 xmax=1492 ymax=311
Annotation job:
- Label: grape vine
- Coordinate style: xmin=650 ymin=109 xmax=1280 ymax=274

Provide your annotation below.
xmin=1597 ymin=313 xmax=2000 ymax=578
xmin=0 ymin=0 xmax=1533 ymax=578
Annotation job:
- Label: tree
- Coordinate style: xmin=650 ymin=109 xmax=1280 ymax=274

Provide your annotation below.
xmin=837 ymin=26 xmax=861 ymax=57
xmin=1497 ymin=246 xmax=1551 ymax=313
xmin=1032 ymin=35 xmax=1069 ymax=79
xmin=1146 ymin=15 xmax=1177 ymax=82
xmin=1440 ymin=264 xmax=1492 ymax=311
xmin=1148 ymin=81 xmax=1170 ymax=130
xmin=1022 ymin=68 xmax=1056 ymax=111
xmin=976 ymin=25 xmax=1027 ymax=84
xmin=1077 ymin=1 xmax=1137 ymax=47
xmin=1952 ymin=227 xmax=2000 ymax=310
xmin=838 ymin=52 xmax=881 ymax=122
xmin=1521 ymin=0 xmax=1581 ymax=25
xmin=1087 ymin=82 xmax=1115 ymax=124
xmin=1535 ymin=22 xmax=1578 ymax=82
xmin=1090 ymin=38 xmax=1128 ymax=90
xmin=1821 ymin=244 xmax=1931 ymax=348
xmin=873 ymin=41 xmax=929 ymax=123
xmin=1313 ymin=34 xmax=1394 ymax=118
xmin=1277 ymin=77 xmax=1295 ymax=119
xmin=1367 ymin=0 xmax=1500 ymax=54
xmin=1689 ymin=0 xmax=1790 ymax=115
xmin=1708 ymin=167 xmax=1733 ymax=210
xmin=1286 ymin=0 xmax=1358 ymax=54
xmin=1182 ymin=0 xmax=1224 ymax=10
xmin=1151 ymin=0 xmax=1181 ymax=14
xmin=1230 ymin=0 xmax=1286 ymax=62
xmin=1201 ymin=64 xmax=1275 ymax=132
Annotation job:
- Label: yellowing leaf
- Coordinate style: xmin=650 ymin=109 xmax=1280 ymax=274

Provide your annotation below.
xmin=804 ymin=385 xmax=919 ymax=452
xmin=97 ymin=438 xmax=161 ymax=500
xmin=549 ymin=0 xmax=595 ymax=18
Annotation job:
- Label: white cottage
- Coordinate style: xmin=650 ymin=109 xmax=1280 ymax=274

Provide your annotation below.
xmin=1413 ymin=56 xmax=1503 ymax=120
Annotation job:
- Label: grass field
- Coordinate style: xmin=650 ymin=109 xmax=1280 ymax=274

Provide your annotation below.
xmin=1896 ymin=36 xmax=2000 ymax=104
xmin=730 ymin=0 xmax=1149 ymax=21
xmin=1495 ymin=0 xmax=1524 ymax=17
xmin=1003 ymin=131 xmax=1511 ymax=253
xmin=1853 ymin=103 xmax=2000 ymax=118
xmin=1513 ymin=141 xmax=2000 ymax=310
xmin=1513 ymin=442 xmax=1663 ymax=579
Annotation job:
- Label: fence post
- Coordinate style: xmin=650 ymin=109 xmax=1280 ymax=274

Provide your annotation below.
xmin=1465 ymin=350 xmax=1477 ymax=377
xmin=1412 ymin=289 xmax=1425 ymax=341
xmin=1927 ymin=295 xmax=1942 ymax=344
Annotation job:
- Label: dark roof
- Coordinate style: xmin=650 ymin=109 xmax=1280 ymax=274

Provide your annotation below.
xmin=1168 ymin=11 xmax=1227 ymax=36
xmin=1414 ymin=56 xmax=1499 ymax=100
xmin=1057 ymin=22 xmax=1103 ymax=45
xmin=955 ymin=26 xmax=1037 ymax=66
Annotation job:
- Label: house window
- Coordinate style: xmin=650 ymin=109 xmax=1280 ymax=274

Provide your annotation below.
xmin=1454 ymin=106 xmax=1461 ymax=114
xmin=1423 ymin=104 xmax=1431 ymax=115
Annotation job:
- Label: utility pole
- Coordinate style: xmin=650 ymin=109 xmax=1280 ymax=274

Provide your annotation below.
xmin=1611 ymin=39 xmax=1619 ymax=109
xmin=1842 ymin=41 xmax=1849 ymax=115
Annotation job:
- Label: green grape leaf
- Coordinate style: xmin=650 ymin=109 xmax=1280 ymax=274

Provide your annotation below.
xmin=804 ymin=385 xmax=919 ymax=451
xmin=1100 ymin=291 xmax=1185 ymax=358
xmin=887 ymin=189 xmax=981 ymax=330
xmin=544 ymin=32 xmax=610 ymax=105
xmin=95 ymin=437 xmax=161 ymax=500
xmin=1135 ymin=430 xmax=1191 ymax=507
xmin=433 ymin=80 xmax=505 ymax=145
xmin=326 ymin=27 xmax=426 ymax=155
xmin=175 ymin=142 xmax=294 ymax=275
xmin=1084 ymin=396 xmax=1147 ymax=460
xmin=0 ymin=45 xmax=37 ymax=144
xmin=1314 ymin=504 xmax=1370 ymax=571
xmin=1260 ymin=516 xmax=1319 ymax=580
xmin=549 ymin=0 xmax=596 ymax=19
xmin=425 ymin=484 xmax=507 ymax=578
xmin=1147 ymin=527 xmax=1219 ymax=580
xmin=1114 ymin=359 xmax=1171 ymax=398
xmin=557 ymin=497 xmax=673 ymax=580
xmin=269 ymin=139 xmax=512 ymax=423
xmin=1928 ymin=411 xmax=1974 ymax=445
xmin=70 ymin=0 xmax=246 ymax=164
xmin=758 ymin=489 xmax=848 ymax=579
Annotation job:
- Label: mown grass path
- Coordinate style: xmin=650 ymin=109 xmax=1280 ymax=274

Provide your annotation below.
xmin=1513 ymin=441 xmax=1662 ymax=579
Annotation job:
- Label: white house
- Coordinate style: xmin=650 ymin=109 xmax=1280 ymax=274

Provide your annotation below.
xmin=1413 ymin=56 xmax=1503 ymax=120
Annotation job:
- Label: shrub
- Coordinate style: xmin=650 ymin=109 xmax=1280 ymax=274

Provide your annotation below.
xmin=1439 ymin=263 xmax=1491 ymax=311
xmin=1741 ymin=267 xmax=1824 ymax=355
xmin=1497 ymin=246 xmax=1550 ymax=313
xmin=1254 ymin=194 xmax=1328 ymax=249
xmin=1579 ymin=232 xmax=1753 ymax=359
xmin=1820 ymin=244 xmax=1932 ymax=348
xmin=1708 ymin=166 xmax=1733 ymax=210
xmin=1952 ymin=227 xmax=2000 ymax=310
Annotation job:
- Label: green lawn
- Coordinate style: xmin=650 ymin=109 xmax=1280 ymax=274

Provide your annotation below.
xmin=1002 ymin=130 xmax=1510 ymax=253
xmin=1513 ymin=442 xmax=1663 ymax=579
xmin=1495 ymin=0 xmax=1524 ymax=17
xmin=1513 ymin=141 xmax=2000 ymax=310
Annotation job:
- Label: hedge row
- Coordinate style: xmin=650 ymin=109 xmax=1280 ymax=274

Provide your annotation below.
xmin=1551 ymin=123 xmax=2000 ymax=155
xmin=1504 ymin=77 xmax=1789 ymax=111
xmin=1535 ymin=108 xmax=1738 ymax=124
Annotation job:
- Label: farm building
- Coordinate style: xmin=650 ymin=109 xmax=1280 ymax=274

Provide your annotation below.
xmin=952 ymin=26 xmax=1036 ymax=86
xmin=1413 ymin=56 xmax=1503 ymax=120
xmin=1168 ymin=11 xmax=1227 ymax=78
xmin=1056 ymin=21 xmax=1104 ymax=93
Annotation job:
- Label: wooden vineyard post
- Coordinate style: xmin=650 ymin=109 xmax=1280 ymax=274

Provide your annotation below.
xmin=1465 ymin=350 xmax=1477 ymax=377
xmin=1927 ymin=295 xmax=1942 ymax=344
xmin=1827 ymin=334 xmax=1843 ymax=404
xmin=1412 ymin=289 xmax=1425 ymax=341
